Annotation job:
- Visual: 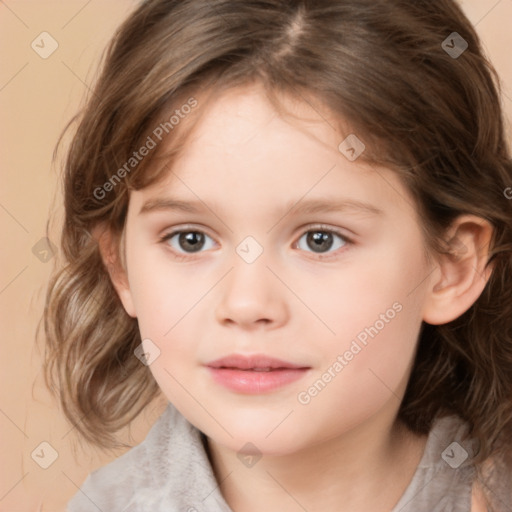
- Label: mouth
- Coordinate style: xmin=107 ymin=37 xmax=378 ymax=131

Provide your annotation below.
xmin=205 ymin=354 xmax=311 ymax=394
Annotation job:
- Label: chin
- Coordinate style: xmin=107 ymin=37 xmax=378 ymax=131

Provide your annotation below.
xmin=205 ymin=419 xmax=310 ymax=456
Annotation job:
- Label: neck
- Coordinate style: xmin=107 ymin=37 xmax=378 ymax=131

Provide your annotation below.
xmin=206 ymin=410 xmax=428 ymax=512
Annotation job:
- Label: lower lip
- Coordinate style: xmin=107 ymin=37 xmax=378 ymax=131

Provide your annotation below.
xmin=207 ymin=367 xmax=309 ymax=394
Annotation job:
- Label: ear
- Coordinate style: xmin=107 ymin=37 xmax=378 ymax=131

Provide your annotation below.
xmin=422 ymin=215 xmax=494 ymax=325
xmin=93 ymin=224 xmax=137 ymax=318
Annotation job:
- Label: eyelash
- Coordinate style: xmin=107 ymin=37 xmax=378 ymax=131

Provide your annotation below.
xmin=158 ymin=224 xmax=354 ymax=262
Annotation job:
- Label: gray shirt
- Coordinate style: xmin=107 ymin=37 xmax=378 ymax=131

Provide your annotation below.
xmin=68 ymin=403 xmax=479 ymax=511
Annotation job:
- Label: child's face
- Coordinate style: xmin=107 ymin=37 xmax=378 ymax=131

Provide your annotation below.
xmin=119 ymin=82 xmax=434 ymax=454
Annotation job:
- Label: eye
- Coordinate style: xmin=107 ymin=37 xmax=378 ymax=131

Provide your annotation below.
xmin=295 ymin=226 xmax=351 ymax=258
xmin=159 ymin=225 xmax=353 ymax=261
xmin=160 ymin=229 xmax=216 ymax=256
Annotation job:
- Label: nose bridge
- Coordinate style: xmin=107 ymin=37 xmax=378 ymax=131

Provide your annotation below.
xmin=215 ymin=236 xmax=288 ymax=327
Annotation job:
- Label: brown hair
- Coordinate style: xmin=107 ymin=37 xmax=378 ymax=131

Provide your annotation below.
xmin=43 ymin=0 xmax=512 ymax=506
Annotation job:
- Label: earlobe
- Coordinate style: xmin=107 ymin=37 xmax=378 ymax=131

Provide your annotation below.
xmin=93 ymin=225 xmax=137 ymax=318
xmin=422 ymin=215 xmax=494 ymax=326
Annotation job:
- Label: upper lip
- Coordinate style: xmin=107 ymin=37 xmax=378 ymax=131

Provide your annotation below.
xmin=206 ymin=354 xmax=309 ymax=370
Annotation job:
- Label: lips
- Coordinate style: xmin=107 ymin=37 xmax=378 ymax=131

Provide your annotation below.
xmin=206 ymin=354 xmax=308 ymax=371
xmin=205 ymin=354 xmax=310 ymax=394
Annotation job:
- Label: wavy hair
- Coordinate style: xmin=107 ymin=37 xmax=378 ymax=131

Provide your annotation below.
xmin=43 ymin=0 xmax=512 ymax=506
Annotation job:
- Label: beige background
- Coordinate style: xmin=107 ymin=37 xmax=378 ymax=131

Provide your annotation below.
xmin=1 ymin=1 xmax=511 ymax=510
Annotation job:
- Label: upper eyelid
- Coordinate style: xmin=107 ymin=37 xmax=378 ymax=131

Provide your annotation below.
xmin=160 ymin=224 xmax=217 ymax=241
xmin=161 ymin=223 xmax=350 ymax=235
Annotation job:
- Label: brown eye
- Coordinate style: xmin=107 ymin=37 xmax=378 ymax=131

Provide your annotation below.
xmin=177 ymin=232 xmax=205 ymax=252
xmin=296 ymin=228 xmax=350 ymax=256
xmin=162 ymin=230 xmax=215 ymax=255
xmin=306 ymin=231 xmax=335 ymax=253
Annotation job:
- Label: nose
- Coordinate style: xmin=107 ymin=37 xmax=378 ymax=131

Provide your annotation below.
xmin=215 ymin=253 xmax=289 ymax=330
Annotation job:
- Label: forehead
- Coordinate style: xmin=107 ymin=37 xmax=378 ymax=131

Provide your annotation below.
xmin=130 ymin=83 xmax=415 ymax=222
xmin=183 ymin=82 xmax=348 ymax=161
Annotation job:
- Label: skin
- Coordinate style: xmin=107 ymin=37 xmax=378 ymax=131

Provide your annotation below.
xmin=101 ymin=82 xmax=494 ymax=511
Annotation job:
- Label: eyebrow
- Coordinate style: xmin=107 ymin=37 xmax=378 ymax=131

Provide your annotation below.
xmin=139 ymin=196 xmax=383 ymax=218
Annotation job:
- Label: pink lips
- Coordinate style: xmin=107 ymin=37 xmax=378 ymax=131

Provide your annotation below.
xmin=205 ymin=354 xmax=310 ymax=394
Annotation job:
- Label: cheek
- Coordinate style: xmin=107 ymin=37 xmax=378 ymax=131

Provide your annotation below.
xmin=126 ymin=242 xmax=207 ymax=337
xmin=303 ymin=235 xmax=427 ymax=349
xmin=293 ymin=303 xmax=421 ymax=443
xmin=125 ymin=244 xmax=209 ymax=396
xmin=303 ymin=231 xmax=428 ymax=397
xmin=338 ymin=302 xmax=419 ymax=390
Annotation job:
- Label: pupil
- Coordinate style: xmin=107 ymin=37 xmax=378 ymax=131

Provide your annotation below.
xmin=179 ymin=232 xmax=204 ymax=252
xmin=307 ymin=231 xmax=333 ymax=253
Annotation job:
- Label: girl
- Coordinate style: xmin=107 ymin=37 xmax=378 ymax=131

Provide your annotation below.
xmin=43 ymin=0 xmax=512 ymax=510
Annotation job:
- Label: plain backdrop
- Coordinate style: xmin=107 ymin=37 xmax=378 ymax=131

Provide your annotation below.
xmin=1 ymin=1 xmax=511 ymax=510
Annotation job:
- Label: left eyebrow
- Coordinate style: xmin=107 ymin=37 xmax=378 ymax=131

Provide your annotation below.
xmin=139 ymin=196 xmax=384 ymax=217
